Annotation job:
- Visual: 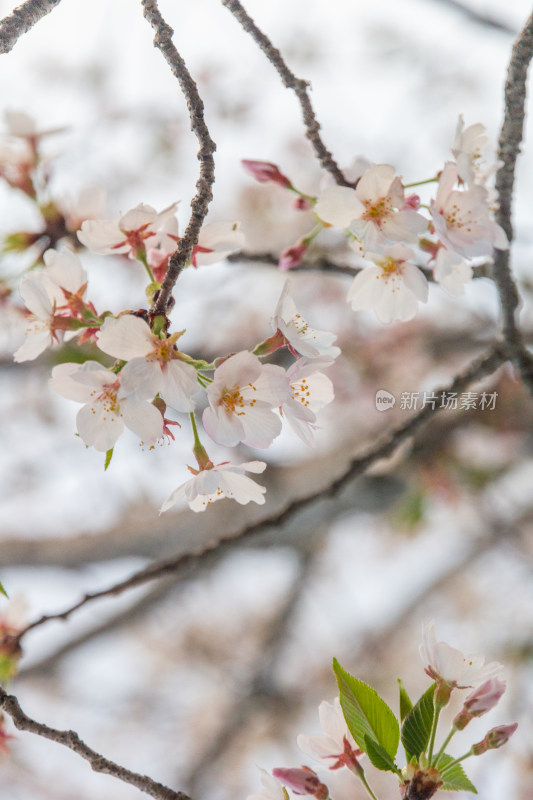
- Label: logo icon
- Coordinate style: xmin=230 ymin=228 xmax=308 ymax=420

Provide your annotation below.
xmin=375 ymin=389 xmax=396 ymax=412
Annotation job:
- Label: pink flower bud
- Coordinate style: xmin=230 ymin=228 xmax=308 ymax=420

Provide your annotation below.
xmin=279 ymin=242 xmax=307 ymax=270
xmin=403 ymin=193 xmax=421 ymax=210
xmin=293 ymin=197 xmax=312 ymax=211
xmin=242 ymin=159 xmax=292 ymax=189
xmin=472 ymin=723 xmax=518 ymax=755
xmin=272 ymin=767 xmax=328 ymax=800
xmin=454 ymin=678 xmax=506 ymax=730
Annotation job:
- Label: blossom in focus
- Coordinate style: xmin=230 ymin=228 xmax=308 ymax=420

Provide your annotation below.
xmin=430 ymin=162 xmax=508 ymax=257
xmin=96 ymin=315 xmax=199 ymax=412
xmin=347 ymin=244 xmax=428 ymax=324
xmin=160 ymin=460 xmax=267 ymax=513
xmin=202 ymin=351 xmax=289 ymax=448
xmin=49 ymin=361 xmax=164 ymax=451
xmin=453 ymin=678 xmax=507 ymax=730
xmin=314 ymin=164 xmax=427 ymax=250
xmin=247 ymin=768 xmax=288 ymax=800
xmin=192 ymin=220 xmax=245 ymax=266
xmin=433 ymin=248 xmax=473 ymax=296
xmin=272 ymin=767 xmax=328 ymax=800
xmin=297 ymin=697 xmax=362 ymax=771
xmin=419 ymin=622 xmax=504 ymax=696
xmin=77 ymin=202 xmax=179 ymax=260
xmin=281 ymin=359 xmax=334 ymax=446
xmin=272 ymin=281 xmax=341 ymax=360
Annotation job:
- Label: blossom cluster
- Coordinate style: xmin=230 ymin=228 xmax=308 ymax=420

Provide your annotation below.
xmin=250 ymin=623 xmax=517 ymax=800
xmin=243 ymin=116 xmax=507 ymax=323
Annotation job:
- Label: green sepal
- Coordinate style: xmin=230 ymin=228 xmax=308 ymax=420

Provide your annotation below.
xmin=0 ymin=579 xmax=8 ymax=598
xmin=401 ymin=683 xmax=436 ymax=761
xmin=333 ymin=658 xmax=400 ymax=761
xmin=104 ymin=448 xmax=114 ymax=471
xmin=398 ymin=679 xmax=413 ymax=722
xmin=436 ymin=753 xmax=477 ymax=793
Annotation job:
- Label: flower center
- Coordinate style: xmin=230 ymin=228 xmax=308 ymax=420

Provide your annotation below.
xmin=292 ymin=378 xmax=311 ymax=407
xmin=92 ymin=380 xmax=120 ymax=415
xmin=378 ymin=257 xmax=404 ymax=282
xmin=362 ymin=196 xmax=393 ymax=226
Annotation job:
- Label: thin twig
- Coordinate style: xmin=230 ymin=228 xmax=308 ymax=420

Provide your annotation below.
xmin=220 ymin=0 xmax=353 ymax=188
xmin=0 ymin=688 xmax=189 ymax=800
xmin=15 ymin=343 xmax=506 ymax=644
xmin=142 ymin=0 xmax=216 ymax=315
xmin=0 ymin=0 xmax=63 ymax=54
xmin=493 ymin=12 xmax=533 ymax=391
xmin=428 ymin=0 xmax=516 ymax=35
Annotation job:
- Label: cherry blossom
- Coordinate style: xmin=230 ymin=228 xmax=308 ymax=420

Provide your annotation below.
xmin=247 ymin=769 xmax=288 ymax=800
xmin=419 ymin=621 xmax=504 ymax=692
xmin=471 ymin=723 xmax=518 ymax=755
xmin=314 ymin=164 xmax=427 ymax=250
xmin=192 ymin=220 xmax=245 ymax=267
xmin=160 ymin=460 xmax=267 ymax=513
xmin=281 ymin=359 xmax=334 ymax=445
xmin=202 ymin=351 xmax=289 ymax=448
xmin=430 ymin=162 xmax=508 ymax=257
xmin=96 ymin=315 xmax=199 ymax=412
xmin=347 ymin=244 xmax=428 ymax=324
xmin=77 ymin=202 xmax=178 ymax=259
xmin=49 ymin=361 xmax=164 ymax=451
xmin=433 ymin=248 xmax=473 ymax=296
xmin=14 ymin=248 xmax=90 ymax=362
xmin=272 ymin=281 xmax=341 ymax=360
xmin=297 ymin=697 xmax=362 ymax=771
xmin=452 ymin=115 xmax=503 ymax=189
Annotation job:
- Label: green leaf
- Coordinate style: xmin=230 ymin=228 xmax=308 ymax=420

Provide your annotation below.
xmin=364 ymin=735 xmax=400 ymax=773
xmin=401 ymin=683 xmax=435 ymax=761
xmin=0 ymin=579 xmax=8 ymax=598
xmin=333 ymin=658 xmax=400 ymax=760
xmin=436 ymin=753 xmax=477 ymax=793
xmin=104 ymin=448 xmax=114 ymax=471
xmin=398 ymin=679 xmax=413 ymax=722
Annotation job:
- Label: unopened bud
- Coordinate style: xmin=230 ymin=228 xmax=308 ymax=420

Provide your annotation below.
xmin=293 ymin=197 xmax=312 ymax=211
xmin=272 ymin=767 xmax=328 ymax=800
xmin=403 ymin=193 xmax=421 ymax=211
xmin=242 ymin=159 xmax=292 ymax=189
xmin=471 ymin=723 xmax=518 ymax=755
xmin=453 ymin=678 xmax=506 ymax=730
xmin=279 ymin=242 xmax=307 ymax=271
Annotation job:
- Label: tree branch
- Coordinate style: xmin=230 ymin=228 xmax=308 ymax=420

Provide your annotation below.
xmin=0 ymin=687 xmax=190 ymax=800
xmin=15 ymin=342 xmax=506 ymax=645
xmin=427 ymin=0 xmax=516 ymax=35
xmin=220 ymin=0 xmax=353 ymax=188
xmin=493 ymin=12 xmax=533 ymax=391
xmin=142 ymin=0 xmax=216 ymax=315
xmin=0 ymin=0 xmax=63 ymax=54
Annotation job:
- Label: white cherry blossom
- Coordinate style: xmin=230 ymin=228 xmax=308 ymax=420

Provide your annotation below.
xmin=192 ymin=220 xmax=245 ymax=266
xmin=347 ymin=244 xmax=428 ymax=324
xmin=315 ymin=164 xmax=427 ymax=250
xmin=202 ymin=351 xmax=289 ymax=448
xmin=281 ymin=359 xmax=334 ymax=445
xmin=49 ymin=361 xmax=163 ymax=452
xmin=97 ymin=315 xmax=199 ymax=412
xmin=272 ymin=281 xmax=341 ymax=360
xmin=430 ymin=162 xmax=508 ymax=257
xmin=14 ymin=249 xmax=89 ymax=362
xmin=433 ymin=248 xmax=473 ymax=296
xmin=160 ymin=460 xmax=267 ymax=513
xmin=420 ymin=621 xmax=504 ymax=690
xmin=452 ymin=115 xmax=489 ymax=187
xmin=77 ymin=202 xmax=178 ymax=259
xmin=297 ymin=697 xmax=360 ymax=770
